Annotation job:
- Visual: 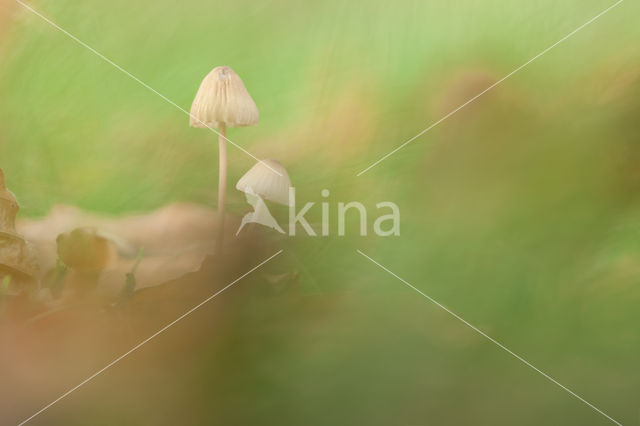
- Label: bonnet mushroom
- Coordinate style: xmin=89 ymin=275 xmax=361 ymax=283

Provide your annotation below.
xmin=236 ymin=159 xmax=291 ymax=235
xmin=190 ymin=66 xmax=259 ymax=249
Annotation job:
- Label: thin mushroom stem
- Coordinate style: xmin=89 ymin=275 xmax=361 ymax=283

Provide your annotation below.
xmin=217 ymin=123 xmax=227 ymax=251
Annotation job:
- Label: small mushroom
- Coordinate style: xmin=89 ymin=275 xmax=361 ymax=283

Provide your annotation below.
xmin=236 ymin=159 xmax=291 ymax=235
xmin=56 ymin=227 xmax=116 ymax=296
xmin=190 ymin=66 xmax=259 ymax=250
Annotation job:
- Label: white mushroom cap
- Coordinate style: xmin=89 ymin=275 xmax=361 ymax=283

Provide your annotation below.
xmin=236 ymin=160 xmax=292 ymax=206
xmin=189 ymin=66 xmax=259 ymax=128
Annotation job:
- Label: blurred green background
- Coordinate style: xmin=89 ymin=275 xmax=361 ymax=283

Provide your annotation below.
xmin=1 ymin=0 xmax=639 ymax=424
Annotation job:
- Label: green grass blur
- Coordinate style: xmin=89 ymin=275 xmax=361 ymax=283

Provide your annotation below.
xmin=1 ymin=0 xmax=639 ymax=424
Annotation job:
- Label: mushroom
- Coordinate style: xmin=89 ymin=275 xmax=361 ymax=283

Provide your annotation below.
xmin=0 ymin=168 xmax=39 ymax=292
xmin=56 ymin=227 xmax=116 ymax=296
xmin=236 ymin=159 xmax=291 ymax=235
xmin=189 ymin=66 xmax=259 ymax=249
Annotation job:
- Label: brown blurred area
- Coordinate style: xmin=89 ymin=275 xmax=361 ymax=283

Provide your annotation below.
xmin=0 ymin=215 xmax=283 ymax=424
